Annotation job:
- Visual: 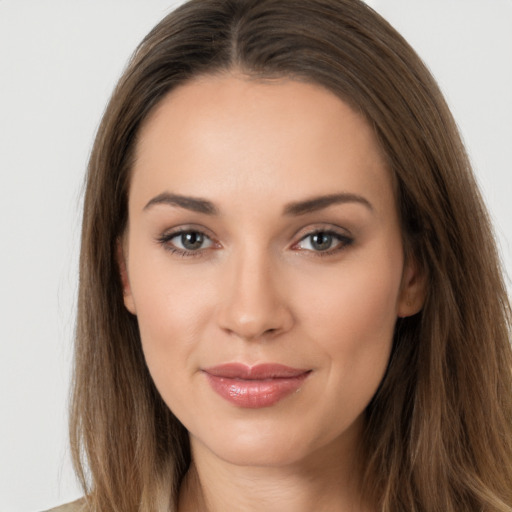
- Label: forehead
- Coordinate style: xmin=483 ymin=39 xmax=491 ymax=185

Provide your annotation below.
xmin=131 ymin=74 xmax=394 ymax=215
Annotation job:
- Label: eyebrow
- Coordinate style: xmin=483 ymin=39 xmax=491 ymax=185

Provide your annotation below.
xmin=143 ymin=191 xmax=373 ymax=216
xmin=283 ymin=193 xmax=373 ymax=215
xmin=144 ymin=192 xmax=218 ymax=215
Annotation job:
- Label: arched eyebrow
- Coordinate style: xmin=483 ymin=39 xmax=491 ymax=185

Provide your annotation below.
xmin=283 ymin=193 xmax=373 ymax=215
xmin=143 ymin=192 xmax=218 ymax=215
xmin=143 ymin=192 xmax=373 ymax=216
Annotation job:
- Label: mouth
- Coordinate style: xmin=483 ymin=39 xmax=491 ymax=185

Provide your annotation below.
xmin=202 ymin=363 xmax=312 ymax=408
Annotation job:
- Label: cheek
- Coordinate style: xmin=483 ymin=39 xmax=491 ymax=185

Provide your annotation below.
xmin=299 ymin=262 xmax=401 ymax=346
xmin=295 ymin=251 xmax=402 ymax=397
xmin=126 ymin=247 xmax=216 ymax=386
xmin=132 ymin=277 xmax=210 ymax=418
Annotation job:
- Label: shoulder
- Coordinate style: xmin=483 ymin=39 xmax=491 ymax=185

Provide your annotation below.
xmin=42 ymin=498 xmax=87 ymax=512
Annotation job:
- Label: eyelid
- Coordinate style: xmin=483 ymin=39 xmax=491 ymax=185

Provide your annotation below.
xmin=291 ymin=223 xmax=353 ymax=241
xmin=158 ymin=223 xmax=217 ymax=239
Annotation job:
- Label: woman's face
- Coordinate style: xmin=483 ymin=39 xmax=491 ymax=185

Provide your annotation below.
xmin=121 ymin=75 xmax=423 ymax=467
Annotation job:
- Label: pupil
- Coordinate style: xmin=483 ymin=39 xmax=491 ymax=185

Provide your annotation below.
xmin=311 ymin=233 xmax=332 ymax=251
xmin=182 ymin=232 xmax=203 ymax=250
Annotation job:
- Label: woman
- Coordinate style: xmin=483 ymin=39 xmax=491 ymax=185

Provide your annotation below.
xmin=50 ymin=0 xmax=512 ymax=510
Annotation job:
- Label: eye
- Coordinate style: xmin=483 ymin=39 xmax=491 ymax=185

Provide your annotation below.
xmin=294 ymin=230 xmax=353 ymax=254
xmin=173 ymin=231 xmax=211 ymax=251
xmin=157 ymin=229 xmax=216 ymax=256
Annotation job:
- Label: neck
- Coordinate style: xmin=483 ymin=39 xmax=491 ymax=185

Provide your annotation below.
xmin=178 ymin=430 xmax=373 ymax=512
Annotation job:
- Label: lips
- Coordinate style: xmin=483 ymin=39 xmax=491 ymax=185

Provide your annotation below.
xmin=202 ymin=363 xmax=311 ymax=408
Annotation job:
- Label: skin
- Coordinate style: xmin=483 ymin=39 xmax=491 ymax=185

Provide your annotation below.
xmin=119 ymin=74 xmax=425 ymax=511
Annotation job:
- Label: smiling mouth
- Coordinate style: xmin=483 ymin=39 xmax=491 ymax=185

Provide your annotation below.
xmin=202 ymin=363 xmax=311 ymax=408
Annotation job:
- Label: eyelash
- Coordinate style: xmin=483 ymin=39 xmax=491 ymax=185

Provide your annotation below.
xmin=156 ymin=227 xmax=354 ymax=258
xmin=292 ymin=229 xmax=354 ymax=257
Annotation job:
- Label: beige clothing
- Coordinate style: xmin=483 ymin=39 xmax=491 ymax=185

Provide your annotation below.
xmin=43 ymin=498 xmax=86 ymax=512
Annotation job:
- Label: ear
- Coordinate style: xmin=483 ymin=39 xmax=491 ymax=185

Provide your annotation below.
xmin=397 ymin=256 xmax=427 ymax=318
xmin=116 ymin=238 xmax=137 ymax=315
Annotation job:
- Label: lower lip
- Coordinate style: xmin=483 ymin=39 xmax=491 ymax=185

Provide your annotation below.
xmin=204 ymin=373 xmax=310 ymax=408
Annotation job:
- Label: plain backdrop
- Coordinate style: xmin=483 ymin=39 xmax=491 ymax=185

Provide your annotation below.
xmin=0 ymin=1 xmax=510 ymax=510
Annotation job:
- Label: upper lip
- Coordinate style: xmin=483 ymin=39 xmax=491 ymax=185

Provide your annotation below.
xmin=203 ymin=363 xmax=310 ymax=380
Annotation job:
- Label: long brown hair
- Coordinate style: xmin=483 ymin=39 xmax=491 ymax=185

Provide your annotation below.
xmin=71 ymin=1 xmax=512 ymax=510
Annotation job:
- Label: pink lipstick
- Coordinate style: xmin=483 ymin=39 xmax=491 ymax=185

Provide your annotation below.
xmin=203 ymin=363 xmax=311 ymax=408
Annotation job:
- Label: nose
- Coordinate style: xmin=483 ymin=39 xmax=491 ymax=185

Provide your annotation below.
xmin=216 ymin=249 xmax=294 ymax=341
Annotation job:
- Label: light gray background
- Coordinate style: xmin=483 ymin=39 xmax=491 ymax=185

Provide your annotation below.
xmin=1 ymin=1 xmax=510 ymax=510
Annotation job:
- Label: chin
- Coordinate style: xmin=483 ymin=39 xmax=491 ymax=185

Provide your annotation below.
xmin=189 ymin=414 xmax=362 ymax=470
